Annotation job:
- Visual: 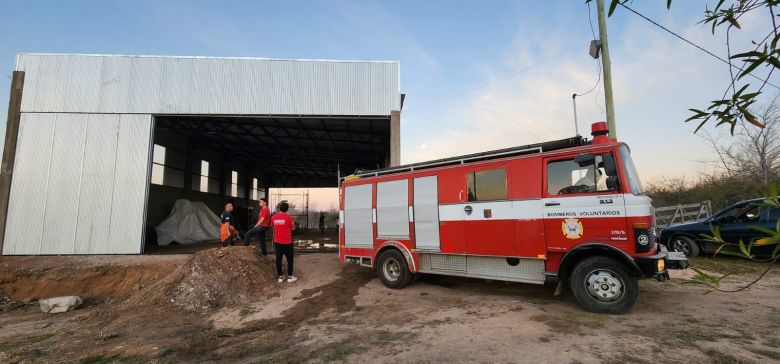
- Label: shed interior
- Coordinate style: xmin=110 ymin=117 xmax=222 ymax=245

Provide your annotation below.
xmin=145 ymin=115 xmax=391 ymax=251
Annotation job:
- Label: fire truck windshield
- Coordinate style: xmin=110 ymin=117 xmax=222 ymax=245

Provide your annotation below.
xmin=619 ymin=145 xmax=644 ymax=195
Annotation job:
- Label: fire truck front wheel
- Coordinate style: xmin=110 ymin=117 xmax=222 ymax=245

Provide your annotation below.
xmin=377 ymin=249 xmax=413 ymax=289
xmin=569 ymin=256 xmax=639 ymax=314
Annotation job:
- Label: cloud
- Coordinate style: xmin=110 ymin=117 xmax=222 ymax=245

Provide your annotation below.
xmin=402 ymin=43 xmax=599 ymax=163
xmin=400 ymin=8 xmax=778 ymax=186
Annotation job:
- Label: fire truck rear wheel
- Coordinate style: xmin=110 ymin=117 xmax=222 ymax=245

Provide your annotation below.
xmin=569 ymin=256 xmax=639 ymax=314
xmin=377 ymin=249 xmax=413 ymax=289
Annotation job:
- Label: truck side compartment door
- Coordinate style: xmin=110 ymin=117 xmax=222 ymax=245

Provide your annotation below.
xmin=437 ymin=168 xmax=467 ymax=254
xmin=462 ymin=163 xmax=517 ymax=256
xmin=376 ymin=179 xmax=411 ymax=241
xmin=344 ymin=184 xmax=375 ymax=248
xmin=509 ymin=157 xmax=546 ymax=258
xmin=413 ymin=176 xmax=440 ymax=251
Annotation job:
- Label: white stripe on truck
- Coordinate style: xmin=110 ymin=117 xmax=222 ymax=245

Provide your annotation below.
xmin=438 ymin=194 xmax=651 ymax=222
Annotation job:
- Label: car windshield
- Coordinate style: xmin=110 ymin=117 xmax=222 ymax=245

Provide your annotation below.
xmin=619 ymin=145 xmax=644 ymax=195
xmin=711 ymin=203 xmax=763 ymax=223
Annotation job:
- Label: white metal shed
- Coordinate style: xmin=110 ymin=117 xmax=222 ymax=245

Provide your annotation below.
xmin=1 ymin=53 xmax=402 ymax=255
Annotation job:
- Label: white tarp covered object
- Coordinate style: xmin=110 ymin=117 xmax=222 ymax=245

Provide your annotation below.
xmin=155 ymin=199 xmax=221 ymax=245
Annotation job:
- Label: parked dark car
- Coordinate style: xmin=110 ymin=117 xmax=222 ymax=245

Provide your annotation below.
xmin=659 ymin=198 xmax=780 ymax=257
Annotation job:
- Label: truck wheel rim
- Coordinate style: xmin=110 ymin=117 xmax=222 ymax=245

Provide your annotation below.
xmin=585 ymin=269 xmax=624 ymax=302
xmin=670 ymin=239 xmax=690 ymax=255
xmin=383 ymin=258 xmax=401 ymax=281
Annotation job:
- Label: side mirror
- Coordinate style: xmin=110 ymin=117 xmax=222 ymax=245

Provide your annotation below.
xmin=574 ymin=153 xmax=595 ymax=167
xmin=602 ymin=153 xmax=618 ymax=176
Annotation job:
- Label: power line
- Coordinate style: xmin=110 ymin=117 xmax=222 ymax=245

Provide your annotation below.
xmin=587 ymin=1 xmax=597 ymax=40
xmin=577 ymin=2 xmax=602 ymax=99
xmin=619 ymin=3 xmax=780 ymax=90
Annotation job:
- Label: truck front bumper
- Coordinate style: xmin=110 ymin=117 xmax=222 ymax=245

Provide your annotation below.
xmin=635 ymin=245 xmax=689 ymax=282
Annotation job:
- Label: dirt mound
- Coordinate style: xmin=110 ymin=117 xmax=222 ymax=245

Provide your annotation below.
xmin=0 ymin=257 xmax=179 ymax=303
xmin=165 ymin=247 xmax=278 ymax=311
xmin=1 ymin=247 xmax=282 ymax=314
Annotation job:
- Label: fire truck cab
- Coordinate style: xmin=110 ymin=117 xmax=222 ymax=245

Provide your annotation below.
xmin=339 ymin=122 xmax=688 ymax=314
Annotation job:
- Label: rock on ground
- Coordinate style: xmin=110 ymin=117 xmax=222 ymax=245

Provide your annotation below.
xmin=39 ymin=296 xmax=83 ymax=313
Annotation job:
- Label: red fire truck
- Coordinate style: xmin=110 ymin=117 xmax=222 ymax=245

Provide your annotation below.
xmin=338 ymin=122 xmax=688 ymax=314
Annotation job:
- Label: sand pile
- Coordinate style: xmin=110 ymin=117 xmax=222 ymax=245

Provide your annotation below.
xmin=165 ymin=246 xmax=279 ymax=312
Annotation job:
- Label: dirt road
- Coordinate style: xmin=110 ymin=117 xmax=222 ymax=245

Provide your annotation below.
xmin=1 ymin=251 xmax=779 ymax=363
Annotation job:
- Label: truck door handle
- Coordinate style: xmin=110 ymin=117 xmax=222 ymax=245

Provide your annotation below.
xmin=464 ymin=206 xmax=473 ymax=215
xmin=545 ymin=202 xmax=560 ymax=206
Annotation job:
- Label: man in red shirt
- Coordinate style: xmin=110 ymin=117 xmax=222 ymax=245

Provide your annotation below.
xmin=273 ymin=201 xmax=297 ymax=283
xmin=244 ymin=198 xmax=271 ymax=256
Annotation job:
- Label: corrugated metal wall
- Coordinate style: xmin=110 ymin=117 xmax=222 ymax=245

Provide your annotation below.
xmin=2 ymin=113 xmax=152 ymax=255
xmin=15 ymin=54 xmax=401 ymax=116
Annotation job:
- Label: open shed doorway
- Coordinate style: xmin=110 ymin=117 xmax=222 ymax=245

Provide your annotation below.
xmin=143 ymin=115 xmax=391 ymax=254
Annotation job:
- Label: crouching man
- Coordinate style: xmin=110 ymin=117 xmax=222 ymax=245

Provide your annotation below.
xmin=244 ymin=198 xmax=271 ymax=255
xmin=273 ymin=202 xmax=297 ymax=283
xmin=220 ymin=201 xmax=238 ymax=247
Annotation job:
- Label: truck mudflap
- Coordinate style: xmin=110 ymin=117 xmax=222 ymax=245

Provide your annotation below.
xmin=635 ymin=245 xmax=689 ymax=282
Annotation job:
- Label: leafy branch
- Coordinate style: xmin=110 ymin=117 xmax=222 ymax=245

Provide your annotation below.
xmin=682 ymin=183 xmax=780 ymax=292
xmin=605 ymin=0 xmax=780 ymax=133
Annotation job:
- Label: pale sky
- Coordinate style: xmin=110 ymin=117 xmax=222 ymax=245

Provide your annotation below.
xmin=1 ymin=1 xmax=776 ymax=210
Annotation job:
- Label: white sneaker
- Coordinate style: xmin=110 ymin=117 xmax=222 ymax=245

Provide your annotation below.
xmin=277 ymin=276 xmax=285 ymax=283
xmin=287 ymin=276 xmax=298 ymax=283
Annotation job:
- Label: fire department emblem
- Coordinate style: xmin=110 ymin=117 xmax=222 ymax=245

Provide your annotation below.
xmin=562 ymin=218 xmax=584 ymax=239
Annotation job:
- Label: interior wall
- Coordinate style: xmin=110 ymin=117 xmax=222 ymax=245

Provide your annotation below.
xmin=145 ymin=184 xmax=247 ymax=245
xmin=146 ymin=127 xmax=264 ymax=248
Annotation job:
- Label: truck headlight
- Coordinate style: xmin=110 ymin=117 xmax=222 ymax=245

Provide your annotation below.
xmin=657 ymin=259 xmax=665 ymax=272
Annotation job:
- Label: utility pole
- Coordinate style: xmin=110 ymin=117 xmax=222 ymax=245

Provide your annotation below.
xmin=596 ymin=0 xmax=617 ymax=138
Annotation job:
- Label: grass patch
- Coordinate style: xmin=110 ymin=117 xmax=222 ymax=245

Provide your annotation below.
xmin=752 ymin=348 xmax=780 ymax=360
xmin=324 ymin=349 xmax=355 ymax=362
xmin=684 ymin=317 xmax=701 ymax=324
xmin=153 ymin=348 xmax=175 ymax=362
xmin=602 ymin=353 xmax=652 ymax=364
xmin=79 ymin=356 xmax=113 ymax=364
xmin=433 ymin=317 xmax=454 ymax=325
xmin=171 ymin=331 xmax=218 ymax=359
xmin=689 ymin=256 xmax=766 ymax=276
xmin=703 ymin=349 xmax=750 ymax=364
xmin=78 ymin=354 xmax=146 ymax=364
xmin=253 ymin=351 xmax=310 ymax=364
xmin=215 ymin=320 xmax=273 ymax=338
xmin=530 ymin=313 xmax=605 ymax=335
xmin=637 ymin=326 xmax=733 ymax=346
xmin=239 ymin=307 xmax=258 ymax=319
xmin=0 ymin=333 xmax=54 ymax=352
xmin=765 ymin=337 xmax=780 ymax=348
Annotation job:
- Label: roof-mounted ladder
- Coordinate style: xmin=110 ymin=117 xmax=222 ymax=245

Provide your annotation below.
xmin=348 ymin=136 xmax=587 ymax=179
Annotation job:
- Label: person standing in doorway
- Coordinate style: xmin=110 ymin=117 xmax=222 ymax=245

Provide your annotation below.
xmin=220 ymin=201 xmax=238 ymax=247
xmin=319 ymin=213 xmax=325 ymax=234
xmin=244 ymin=198 xmax=271 ymax=255
xmin=273 ymin=202 xmax=297 ymax=283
